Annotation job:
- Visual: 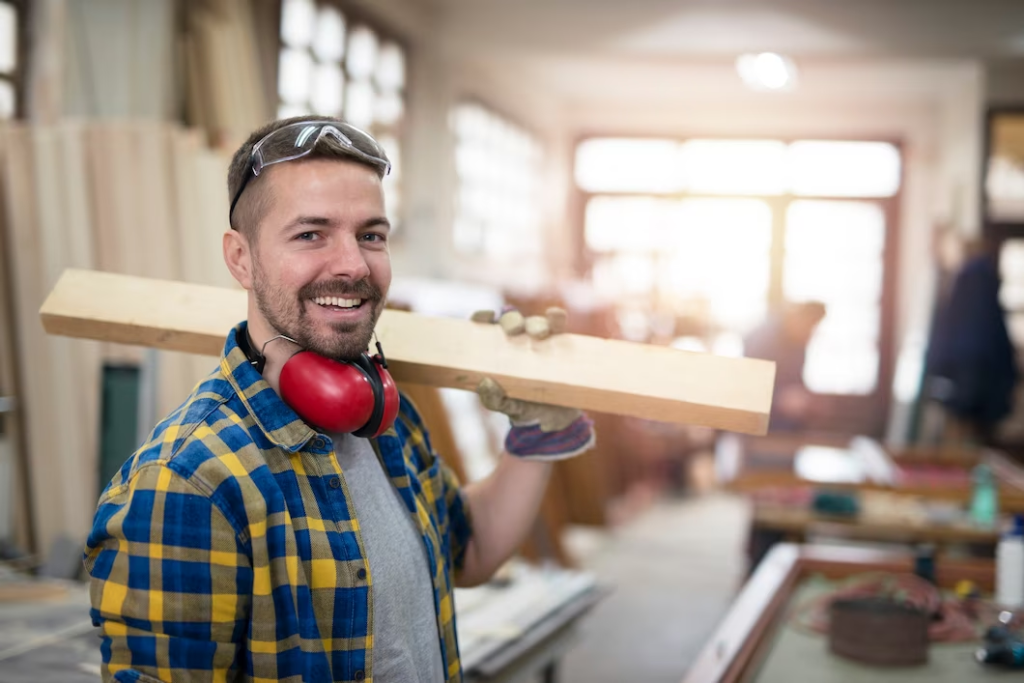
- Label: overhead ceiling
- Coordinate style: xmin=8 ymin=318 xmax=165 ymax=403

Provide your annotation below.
xmin=427 ymin=0 xmax=1024 ymax=60
xmin=414 ymin=0 xmax=1015 ymax=113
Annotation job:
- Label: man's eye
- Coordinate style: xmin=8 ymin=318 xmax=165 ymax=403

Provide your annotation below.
xmin=296 ymin=231 xmax=317 ymax=241
xmin=361 ymin=233 xmax=386 ymax=243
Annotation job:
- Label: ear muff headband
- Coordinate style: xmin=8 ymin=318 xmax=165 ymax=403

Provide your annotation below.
xmin=351 ymin=354 xmax=386 ymax=438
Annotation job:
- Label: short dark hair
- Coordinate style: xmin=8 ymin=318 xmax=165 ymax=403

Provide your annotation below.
xmin=227 ymin=115 xmax=390 ymax=236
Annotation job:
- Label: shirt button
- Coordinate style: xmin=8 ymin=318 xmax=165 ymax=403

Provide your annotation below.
xmin=312 ymin=436 xmax=326 ymax=450
xmin=354 ymin=671 xmax=365 ymax=681
xmin=329 ymin=477 xmax=341 ymax=489
xmin=356 ymin=568 xmax=367 ymax=580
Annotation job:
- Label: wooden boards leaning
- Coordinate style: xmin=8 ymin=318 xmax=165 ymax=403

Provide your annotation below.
xmin=40 ymin=268 xmax=776 ymax=435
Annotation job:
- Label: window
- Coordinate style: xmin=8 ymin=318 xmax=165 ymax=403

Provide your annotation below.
xmin=587 ymin=197 xmax=772 ymax=332
xmin=451 ymin=102 xmax=544 ymax=258
xmin=277 ymin=0 xmax=406 ymax=222
xmin=576 ymin=136 xmax=900 ymax=411
xmin=0 ymin=1 xmax=20 ymax=119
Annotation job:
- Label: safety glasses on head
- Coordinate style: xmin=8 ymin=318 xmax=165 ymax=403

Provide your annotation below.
xmin=229 ymin=120 xmax=391 ymax=227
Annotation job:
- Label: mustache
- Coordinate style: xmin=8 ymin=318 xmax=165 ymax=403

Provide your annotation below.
xmin=300 ymin=279 xmax=382 ymax=302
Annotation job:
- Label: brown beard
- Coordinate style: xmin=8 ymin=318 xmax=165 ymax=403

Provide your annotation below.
xmin=252 ymin=262 xmax=384 ymax=362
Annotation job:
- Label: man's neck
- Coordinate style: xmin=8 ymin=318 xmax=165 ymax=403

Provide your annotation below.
xmin=246 ymin=315 xmax=300 ymax=395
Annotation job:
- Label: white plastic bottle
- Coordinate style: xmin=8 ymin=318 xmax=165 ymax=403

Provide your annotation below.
xmin=996 ymin=514 xmax=1024 ymax=608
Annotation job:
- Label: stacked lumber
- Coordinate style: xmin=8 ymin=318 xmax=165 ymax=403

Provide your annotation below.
xmin=60 ymin=0 xmax=177 ymax=120
xmin=2 ymin=125 xmax=101 ymax=557
xmin=182 ymin=0 xmax=274 ymax=148
xmin=0 ymin=122 xmax=234 ymax=556
xmin=0 ymin=134 xmax=30 ymax=551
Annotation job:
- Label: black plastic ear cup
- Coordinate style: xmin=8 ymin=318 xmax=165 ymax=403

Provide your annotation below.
xmin=351 ymin=353 xmax=387 ymax=438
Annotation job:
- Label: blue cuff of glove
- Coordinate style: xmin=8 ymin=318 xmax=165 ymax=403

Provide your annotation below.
xmin=505 ymin=414 xmax=596 ymax=461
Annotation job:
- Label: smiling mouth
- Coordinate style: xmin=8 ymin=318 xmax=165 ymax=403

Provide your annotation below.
xmin=312 ymin=296 xmax=364 ymax=310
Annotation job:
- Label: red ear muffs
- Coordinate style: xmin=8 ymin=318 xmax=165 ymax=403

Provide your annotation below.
xmin=279 ymin=351 xmax=399 ymax=438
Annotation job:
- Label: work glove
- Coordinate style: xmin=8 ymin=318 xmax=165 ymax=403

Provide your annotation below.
xmin=471 ymin=307 xmax=596 ymax=461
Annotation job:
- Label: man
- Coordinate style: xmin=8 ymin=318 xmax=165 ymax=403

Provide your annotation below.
xmin=85 ymin=116 xmax=595 ymax=682
xmin=743 ymin=301 xmax=826 ymax=431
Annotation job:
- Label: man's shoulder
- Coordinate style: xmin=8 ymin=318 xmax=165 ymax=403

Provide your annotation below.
xmin=105 ymin=370 xmax=257 ymax=497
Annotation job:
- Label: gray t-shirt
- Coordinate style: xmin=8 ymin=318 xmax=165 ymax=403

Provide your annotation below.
xmin=331 ymin=432 xmax=445 ymax=683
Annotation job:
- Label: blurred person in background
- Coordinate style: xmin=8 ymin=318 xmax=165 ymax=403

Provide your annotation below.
xmin=744 ymin=301 xmax=827 ymax=432
xmin=925 ymin=233 xmax=1017 ymax=445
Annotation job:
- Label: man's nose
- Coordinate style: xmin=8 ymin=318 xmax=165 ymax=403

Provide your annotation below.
xmin=327 ymin=235 xmax=371 ymax=281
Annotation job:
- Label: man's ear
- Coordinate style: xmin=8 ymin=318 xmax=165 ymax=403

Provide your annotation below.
xmin=223 ymin=230 xmax=254 ymax=290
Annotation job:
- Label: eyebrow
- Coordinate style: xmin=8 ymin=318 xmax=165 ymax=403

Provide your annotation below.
xmin=285 ymin=215 xmax=392 ymax=232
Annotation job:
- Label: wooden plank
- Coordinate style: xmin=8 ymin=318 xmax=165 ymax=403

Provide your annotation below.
xmin=40 ymin=269 xmax=775 ymax=434
xmin=0 ymin=129 xmax=33 ymax=552
xmin=52 ymin=125 xmax=102 ymax=532
xmin=1 ymin=127 xmax=47 ymax=553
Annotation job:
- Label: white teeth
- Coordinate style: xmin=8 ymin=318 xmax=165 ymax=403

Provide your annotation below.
xmin=313 ymin=296 xmax=362 ymax=308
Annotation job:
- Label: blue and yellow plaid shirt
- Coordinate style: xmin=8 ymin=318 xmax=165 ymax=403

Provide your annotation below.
xmin=85 ymin=323 xmax=473 ymax=682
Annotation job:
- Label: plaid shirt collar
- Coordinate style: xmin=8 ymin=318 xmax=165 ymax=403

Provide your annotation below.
xmin=221 ymin=322 xmax=320 ymax=453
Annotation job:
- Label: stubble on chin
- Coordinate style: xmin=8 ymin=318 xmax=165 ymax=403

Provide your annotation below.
xmin=256 ymin=286 xmax=383 ymax=362
xmin=307 ymin=317 xmax=377 ymax=361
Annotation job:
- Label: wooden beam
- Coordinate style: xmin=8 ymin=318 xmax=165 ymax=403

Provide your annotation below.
xmin=39 ymin=269 xmax=776 ymax=435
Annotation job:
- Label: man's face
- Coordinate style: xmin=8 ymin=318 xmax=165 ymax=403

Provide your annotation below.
xmin=246 ymin=158 xmax=391 ymax=361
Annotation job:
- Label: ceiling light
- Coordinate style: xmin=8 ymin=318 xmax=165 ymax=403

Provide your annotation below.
xmin=736 ymin=52 xmax=797 ymax=92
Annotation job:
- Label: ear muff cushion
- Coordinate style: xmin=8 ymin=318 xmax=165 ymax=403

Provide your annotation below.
xmin=279 ymin=351 xmax=375 ymax=433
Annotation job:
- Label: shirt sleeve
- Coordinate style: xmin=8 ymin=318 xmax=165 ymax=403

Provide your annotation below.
xmin=84 ymin=462 xmax=252 ymax=682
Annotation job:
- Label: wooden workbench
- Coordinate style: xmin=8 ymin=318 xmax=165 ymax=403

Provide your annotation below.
xmin=683 ymin=544 xmax=999 ymax=683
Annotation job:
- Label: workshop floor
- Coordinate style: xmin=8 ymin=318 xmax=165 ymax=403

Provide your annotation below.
xmin=561 ymin=492 xmax=751 ymax=683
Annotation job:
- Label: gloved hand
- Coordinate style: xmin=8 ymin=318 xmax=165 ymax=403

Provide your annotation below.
xmin=471 ymin=307 xmax=596 ymax=461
